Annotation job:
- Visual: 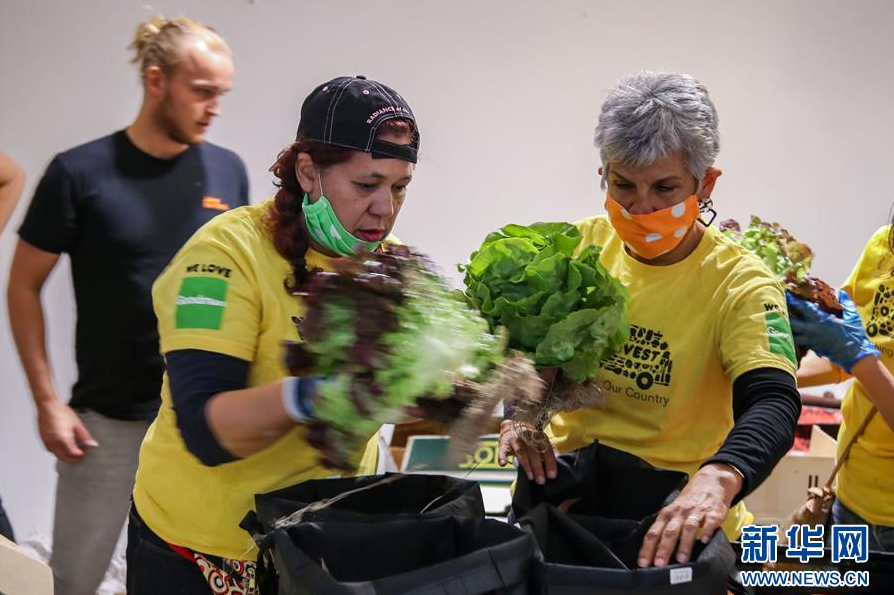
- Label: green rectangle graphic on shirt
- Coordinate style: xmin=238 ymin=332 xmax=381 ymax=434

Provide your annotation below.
xmin=175 ymin=276 xmax=229 ymax=330
xmin=765 ymin=311 xmax=797 ymax=364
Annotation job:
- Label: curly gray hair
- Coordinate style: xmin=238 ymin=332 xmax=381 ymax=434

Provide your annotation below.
xmin=594 ymin=71 xmax=719 ymax=190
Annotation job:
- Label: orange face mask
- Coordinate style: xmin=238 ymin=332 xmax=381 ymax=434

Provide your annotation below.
xmin=604 ymin=194 xmax=699 ymax=260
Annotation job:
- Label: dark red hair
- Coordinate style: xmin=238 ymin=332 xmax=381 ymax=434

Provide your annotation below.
xmin=265 ymin=118 xmax=416 ymax=293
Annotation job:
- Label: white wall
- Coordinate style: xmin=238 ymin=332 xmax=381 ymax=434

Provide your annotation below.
xmin=1 ymin=0 xmax=891 ymax=538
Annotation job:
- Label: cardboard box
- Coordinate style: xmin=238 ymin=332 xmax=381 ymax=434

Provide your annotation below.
xmin=375 ymin=417 xmax=502 ymax=474
xmin=0 ymin=535 xmax=53 ymax=595
xmin=744 ymin=426 xmax=837 ymax=526
xmin=395 ymin=433 xmax=516 ymax=516
xmin=375 ymin=419 xmax=454 ymax=473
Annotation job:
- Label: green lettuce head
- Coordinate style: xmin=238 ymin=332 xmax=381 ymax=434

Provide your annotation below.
xmin=460 ymin=222 xmax=630 ymax=383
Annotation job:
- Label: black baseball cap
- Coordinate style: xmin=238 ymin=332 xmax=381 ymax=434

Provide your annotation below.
xmin=295 ymin=75 xmax=419 ymax=163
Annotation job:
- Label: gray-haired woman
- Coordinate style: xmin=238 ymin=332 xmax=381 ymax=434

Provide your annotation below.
xmin=499 ymin=72 xmax=802 ymax=567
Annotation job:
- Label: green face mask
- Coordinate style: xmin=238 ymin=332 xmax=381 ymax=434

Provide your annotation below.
xmin=302 ymin=192 xmax=382 ymax=256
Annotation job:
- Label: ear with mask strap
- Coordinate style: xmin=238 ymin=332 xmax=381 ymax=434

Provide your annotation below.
xmin=698 ymin=197 xmax=717 ymax=227
xmin=697 ymin=168 xmax=722 ymax=226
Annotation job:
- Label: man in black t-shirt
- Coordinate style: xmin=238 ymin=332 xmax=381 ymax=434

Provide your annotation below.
xmin=7 ymin=17 xmax=248 ymax=595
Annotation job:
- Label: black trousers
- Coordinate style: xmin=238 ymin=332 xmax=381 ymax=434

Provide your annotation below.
xmin=125 ymin=504 xmax=211 ymax=595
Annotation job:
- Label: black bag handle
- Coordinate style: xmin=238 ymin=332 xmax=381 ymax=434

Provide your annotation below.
xmin=240 ymin=510 xmax=277 ymax=552
xmin=239 ymin=510 xmax=281 ymax=595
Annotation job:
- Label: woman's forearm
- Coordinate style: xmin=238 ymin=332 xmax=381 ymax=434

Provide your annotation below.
xmin=796 ymin=352 xmax=846 ymax=387
xmin=205 ymin=380 xmax=297 ymax=458
xmin=850 ymin=357 xmax=894 ymax=433
xmin=704 ymin=368 xmax=801 ymax=500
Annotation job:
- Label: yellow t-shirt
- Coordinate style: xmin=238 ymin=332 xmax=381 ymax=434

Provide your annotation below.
xmin=546 ymin=217 xmax=798 ymax=538
xmin=133 ymin=200 xmax=378 ymax=560
xmin=836 ymin=225 xmax=894 ymax=527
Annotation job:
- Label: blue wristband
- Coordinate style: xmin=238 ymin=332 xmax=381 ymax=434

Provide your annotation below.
xmin=281 ymin=377 xmax=320 ymax=423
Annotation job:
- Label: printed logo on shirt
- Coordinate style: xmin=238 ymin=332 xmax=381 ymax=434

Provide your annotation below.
xmin=185 ymin=263 xmax=233 ymax=278
xmin=765 ymin=311 xmax=797 ymax=364
xmin=202 ymin=196 xmax=230 ymax=211
xmin=175 ymin=276 xmax=229 ymax=330
xmin=602 ymin=325 xmax=673 ymax=390
xmin=866 ymin=283 xmax=893 ymax=339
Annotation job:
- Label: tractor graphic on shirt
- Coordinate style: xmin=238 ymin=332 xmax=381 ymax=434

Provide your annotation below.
xmin=602 ymin=325 xmax=673 ymax=390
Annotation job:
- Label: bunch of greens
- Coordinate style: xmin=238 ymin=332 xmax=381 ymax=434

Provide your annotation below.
xmin=286 ymin=244 xmax=508 ymax=469
xmin=720 ymin=216 xmax=813 ymax=283
xmin=459 ymin=222 xmax=629 ymax=383
xmin=720 ymin=216 xmax=842 ymax=316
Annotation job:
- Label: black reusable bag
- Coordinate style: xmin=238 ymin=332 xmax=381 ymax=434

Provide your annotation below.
xmin=266 ymin=515 xmax=538 ymax=595
xmin=512 ymin=441 xmax=736 ymax=595
xmin=253 ymin=473 xmax=485 ymax=530
xmin=511 ymin=441 xmax=688 ymax=521
xmin=521 ymin=503 xmax=735 ymax=595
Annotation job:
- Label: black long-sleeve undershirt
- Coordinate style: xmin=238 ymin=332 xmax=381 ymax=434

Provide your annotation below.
xmin=702 ymin=367 xmax=801 ymax=502
xmin=166 ymin=349 xmax=249 ymax=466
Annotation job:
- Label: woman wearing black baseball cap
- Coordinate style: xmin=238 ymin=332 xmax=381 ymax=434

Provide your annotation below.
xmin=126 ymin=76 xmax=419 ymax=594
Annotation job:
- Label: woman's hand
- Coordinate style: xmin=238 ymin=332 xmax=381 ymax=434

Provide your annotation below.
xmin=497 ymin=419 xmax=557 ymax=484
xmin=637 ymin=462 xmax=742 ymax=567
xmin=786 ymin=290 xmax=880 ymax=372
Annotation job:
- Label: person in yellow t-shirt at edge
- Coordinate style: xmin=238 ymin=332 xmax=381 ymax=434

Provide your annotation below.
xmin=787 ymin=217 xmax=894 ymax=552
xmin=499 ymin=71 xmax=803 ymax=569
xmin=127 ymin=76 xmax=420 ymax=595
